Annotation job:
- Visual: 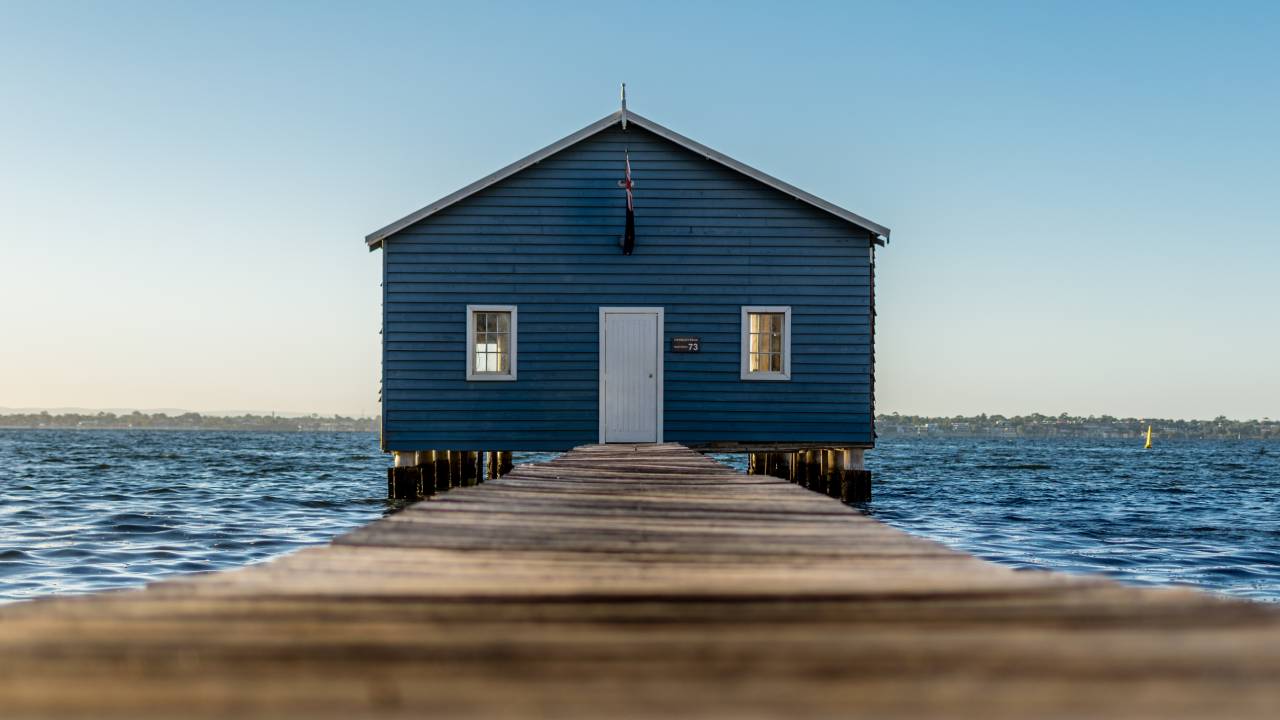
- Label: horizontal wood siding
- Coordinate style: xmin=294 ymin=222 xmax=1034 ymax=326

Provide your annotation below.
xmin=382 ymin=124 xmax=874 ymax=451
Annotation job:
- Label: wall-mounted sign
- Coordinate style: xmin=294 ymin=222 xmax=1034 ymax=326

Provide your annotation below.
xmin=671 ymin=336 xmax=700 ymax=353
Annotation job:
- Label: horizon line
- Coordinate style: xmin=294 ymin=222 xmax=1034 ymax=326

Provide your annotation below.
xmin=2 ymin=407 xmax=1275 ymax=424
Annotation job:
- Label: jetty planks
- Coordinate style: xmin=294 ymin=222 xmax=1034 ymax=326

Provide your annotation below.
xmin=0 ymin=443 xmax=1277 ymax=718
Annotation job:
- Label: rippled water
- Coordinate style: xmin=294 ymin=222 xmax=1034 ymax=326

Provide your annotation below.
xmin=2 ymin=431 xmax=1277 ymax=603
xmin=720 ymin=436 xmax=1280 ymax=601
xmin=0 ymin=430 xmax=556 ymax=603
xmin=0 ymin=430 xmax=389 ymax=601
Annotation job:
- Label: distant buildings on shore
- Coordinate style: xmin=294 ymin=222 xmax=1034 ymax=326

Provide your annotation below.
xmin=2 ymin=411 xmax=1275 ymax=441
xmin=878 ymin=413 xmax=1280 ymax=441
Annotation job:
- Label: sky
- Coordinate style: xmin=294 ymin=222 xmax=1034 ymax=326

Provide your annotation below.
xmin=1 ymin=1 xmax=1277 ymax=419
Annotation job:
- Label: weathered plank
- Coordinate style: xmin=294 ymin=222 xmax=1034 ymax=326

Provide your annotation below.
xmin=0 ymin=443 xmax=1276 ymax=718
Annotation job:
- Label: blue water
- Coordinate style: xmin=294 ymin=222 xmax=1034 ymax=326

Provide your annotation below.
xmin=1 ymin=430 xmax=1277 ymax=603
xmin=718 ymin=436 xmax=1280 ymax=602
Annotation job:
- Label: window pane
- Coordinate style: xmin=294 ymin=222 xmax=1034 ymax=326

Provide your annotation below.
xmin=472 ymin=310 xmax=513 ymax=375
xmin=745 ymin=311 xmax=786 ymax=375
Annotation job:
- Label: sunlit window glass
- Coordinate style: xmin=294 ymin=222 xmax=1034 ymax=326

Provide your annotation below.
xmin=473 ymin=311 xmax=512 ymax=375
xmin=747 ymin=312 xmax=784 ymax=374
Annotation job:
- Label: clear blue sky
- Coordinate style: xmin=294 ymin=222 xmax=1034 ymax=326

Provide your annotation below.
xmin=2 ymin=2 xmax=1277 ymax=419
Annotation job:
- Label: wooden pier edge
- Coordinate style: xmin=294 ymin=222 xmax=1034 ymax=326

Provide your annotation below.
xmin=0 ymin=443 xmax=1277 ymax=719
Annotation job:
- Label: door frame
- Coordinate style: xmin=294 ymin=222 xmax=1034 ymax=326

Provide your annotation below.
xmin=598 ymin=306 xmax=664 ymax=444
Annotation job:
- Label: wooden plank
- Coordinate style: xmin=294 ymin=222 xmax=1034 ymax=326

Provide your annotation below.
xmin=0 ymin=443 xmax=1276 ymax=719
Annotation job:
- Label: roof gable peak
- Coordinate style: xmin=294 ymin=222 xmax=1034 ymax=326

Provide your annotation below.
xmin=366 ymin=109 xmax=889 ymax=249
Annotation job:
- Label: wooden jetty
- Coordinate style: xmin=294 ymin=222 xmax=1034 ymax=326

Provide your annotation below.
xmin=1 ymin=444 xmax=1278 ymax=718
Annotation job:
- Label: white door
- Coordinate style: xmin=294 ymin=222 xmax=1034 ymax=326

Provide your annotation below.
xmin=600 ymin=308 xmax=662 ymax=443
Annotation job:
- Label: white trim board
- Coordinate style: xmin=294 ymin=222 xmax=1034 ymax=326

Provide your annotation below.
xmin=465 ymin=305 xmax=518 ymax=381
xmin=365 ymin=109 xmax=889 ymax=249
xmin=740 ymin=306 xmax=792 ymax=381
xmin=598 ymin=306 xmax=664 ymax=444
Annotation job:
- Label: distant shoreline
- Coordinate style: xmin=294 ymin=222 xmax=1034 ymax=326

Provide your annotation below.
xmin=881 ymin=413 xmax=1279 ymax=442
xmin=0 ymin=426 xmax=374 ymax=433
xmin=0 ymin=411 xmax=376 ymax=433
xmin=1 ymin=410 xmax=1276 ymax=441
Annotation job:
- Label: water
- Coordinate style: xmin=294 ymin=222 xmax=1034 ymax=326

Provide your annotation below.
xmin=718 ymin=436 xmax=1280 ymax=602
xmin=0 ymin=430 xmax=391 ymax=601
xmin=1 ymin=431 xmax=1277 ymax=603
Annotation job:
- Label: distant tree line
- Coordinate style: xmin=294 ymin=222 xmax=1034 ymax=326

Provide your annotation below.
xmin=0 ymin=411 xmax=377 ymax=432
xmin=878 ymin=413 xmax=1280 ymax=441
xmin=4 ymin=410 xmax=1276 ymax=440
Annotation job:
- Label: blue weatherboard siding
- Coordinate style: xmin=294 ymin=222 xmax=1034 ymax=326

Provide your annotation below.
xmin=381 ymin=123 xmax=875 ymax=452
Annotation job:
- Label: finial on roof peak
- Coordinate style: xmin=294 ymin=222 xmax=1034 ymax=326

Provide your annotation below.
xmin=620 ymin=82 xmax=628 ymax=130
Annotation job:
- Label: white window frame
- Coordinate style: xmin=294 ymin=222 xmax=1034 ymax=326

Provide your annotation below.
xmin=740 ymin=306 xmax=791 ymax=381
xmin=465 ymin=305 xmax=518 ymax=381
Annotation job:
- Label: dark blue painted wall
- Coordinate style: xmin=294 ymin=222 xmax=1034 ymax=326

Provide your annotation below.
xmin=381 ymin=123 xmax=875 ymax=451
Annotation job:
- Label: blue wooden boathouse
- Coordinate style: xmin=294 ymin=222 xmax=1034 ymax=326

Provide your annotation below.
xmin=367 ymin=103 xmax=889 ymax=481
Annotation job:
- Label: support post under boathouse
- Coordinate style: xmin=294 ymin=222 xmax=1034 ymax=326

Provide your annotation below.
xmin=366 ymin=97 xmax=890 ymax=502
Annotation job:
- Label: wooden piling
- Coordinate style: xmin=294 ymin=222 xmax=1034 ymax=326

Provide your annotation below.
xmin=459 ymin=451 xmax=479 ymax=487
xmin=497 ymin=451 xmax=514 ymax=477
xmin=813 ymin=449 xmax=829 ymax=496
xmin=448 ymin=450 xmax=462 ymax=487
xmin=773 ymin=452 xmax=787 ymax=478
xmin=803 ymin=450 xmax=820 ymax=489
xmin=385 ymin=466 xmax=401 ymax=499
xmin=835 ymin=448 xmax=872 ymax=503
xmin=843 ymin=469 xmax=872 ymax=503
xmin=485 ymin=451 xmax=499 ymax=481
xmin=423 ymin=451 xmax=435 ymax=493
xmin=433 ymin=451 xmax=450 ymax=492
xmin=386 ymin=466 xmax=427 ymax=501
xmin=760 ymin=452 xmax=777 ymax=478
xmin=824 ymin=449 xmax=841 ymax=499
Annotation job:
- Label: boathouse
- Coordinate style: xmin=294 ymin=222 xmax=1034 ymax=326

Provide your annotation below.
xmin=367 ymin=102 xmax=889 ymax=488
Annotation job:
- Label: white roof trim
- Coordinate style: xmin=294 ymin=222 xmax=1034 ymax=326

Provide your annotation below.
xmin=366 ymin=109 xmax=890 ymax=249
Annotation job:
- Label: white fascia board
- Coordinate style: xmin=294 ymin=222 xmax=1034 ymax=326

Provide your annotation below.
xmin=365 ymin=109 xmax=890 ymax=250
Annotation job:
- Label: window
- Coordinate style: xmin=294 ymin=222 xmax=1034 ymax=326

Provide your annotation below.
xmin=740 ymin=306 xmax=791 ymax=380
xmin=466 ymin=305 xmax=517 ymax=381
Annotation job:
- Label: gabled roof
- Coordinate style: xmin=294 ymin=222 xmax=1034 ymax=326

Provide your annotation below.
xmin=365 ymin=109 xmax=890 ymax=250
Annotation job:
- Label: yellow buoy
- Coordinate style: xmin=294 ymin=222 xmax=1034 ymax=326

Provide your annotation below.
xmin=1144 ymin=425 xmax=1153 ymax=450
